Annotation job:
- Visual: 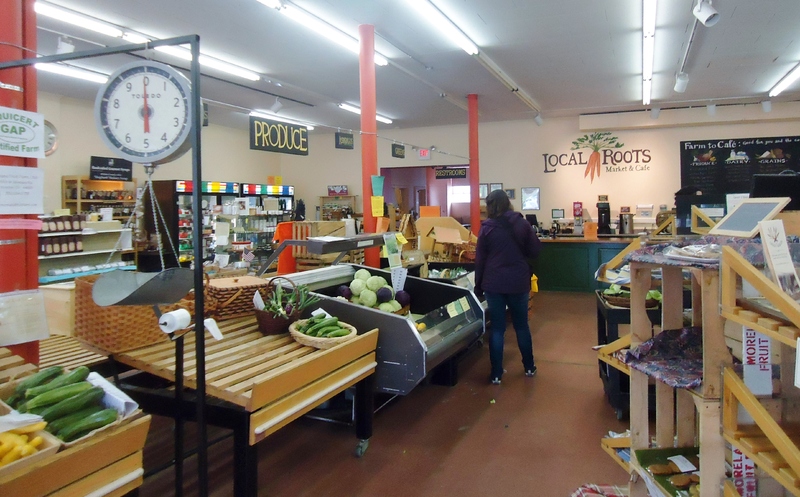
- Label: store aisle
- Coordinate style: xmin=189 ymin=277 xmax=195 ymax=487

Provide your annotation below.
xmin=139 ymin=291 xmax=630 ymax=497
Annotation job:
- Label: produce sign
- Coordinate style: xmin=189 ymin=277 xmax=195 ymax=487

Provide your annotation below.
xmin=249 ymin=115 xmax=309 ymax=156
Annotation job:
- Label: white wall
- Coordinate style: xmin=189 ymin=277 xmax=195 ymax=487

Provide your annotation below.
xmin=38 ymin=92 xmax=800 ymax=227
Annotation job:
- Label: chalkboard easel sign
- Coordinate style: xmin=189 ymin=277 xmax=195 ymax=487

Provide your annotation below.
xmin=708 ymin=197 xmax=790 ymax=238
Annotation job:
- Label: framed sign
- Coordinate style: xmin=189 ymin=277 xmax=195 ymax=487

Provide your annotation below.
xmin=505 ymin=189 xmax=515 ymax=199
xmin=708 ymin=197 xmax=790 ymax=237
xmin=479 ymin=184 xmax=488 ymax=199
xmin=521 ymin=187 xmax=540 ymax=210
xmin=489 ymin=183 xmax=503 ymax=192
xmin=551 ymin=208 xmax=565 ymax=219
xmin=327 ymin=185 xmax=348 ymax=196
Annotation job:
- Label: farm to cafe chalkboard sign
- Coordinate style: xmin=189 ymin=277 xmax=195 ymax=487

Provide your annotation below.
xmin=542 ymin=132 xmax=652 ymax=184
xmin=680 ymin=136 xmax=800 ymax=195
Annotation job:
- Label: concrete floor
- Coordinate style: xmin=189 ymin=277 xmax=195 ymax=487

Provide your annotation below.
xmin=139 ymin=291 xmax=630 ymax=497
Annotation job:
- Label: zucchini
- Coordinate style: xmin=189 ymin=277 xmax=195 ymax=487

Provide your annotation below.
xmin=45 ymin=405 xmax=105 ymax=434
xmin=327 ymin=328 xmax=351 ymax=338
xmin=23 ymin=381 xmax=93 ymax=411
xmin=13 ymin=366 xmax=64 ymax=394
xmin=25 ymin=366 xmax=90 ymax=399
xmin=316 ymin=325 xmax=344 ymax=337
xmin=305 ymin=317 xmax=338 ymax=336
xmin=298 ymin=314 xmax=325 ymax=332
xmin=41 ymin=386 xmax=105 ymax=422
xmin=58 ymin=408 xmax=118 ymax=442
xmin=4 ymin=391 xmax=24 ymax=409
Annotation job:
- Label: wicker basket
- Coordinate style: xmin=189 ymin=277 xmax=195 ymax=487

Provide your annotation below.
xmin=253 ymin=277 xmax=303 ymax=335
xmin=207 ymin=275 xmax=270 ymax=320
xmin=74 ymin=275 xmax=194 ymax=354
xmin=288 ymin=319 xmax=357 ymax=350
xmin=602 ymin=294 xmax=659 ymax=309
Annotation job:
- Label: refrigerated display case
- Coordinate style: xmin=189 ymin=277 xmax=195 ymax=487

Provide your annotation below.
xmin=141 ymin=179 xmax=239 ymax=269
xmin=228 ymin=183 xmax=295 ymax=255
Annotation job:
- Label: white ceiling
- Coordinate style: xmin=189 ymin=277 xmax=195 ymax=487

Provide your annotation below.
xmin=31 ymin=0 xmax=800 ymax=133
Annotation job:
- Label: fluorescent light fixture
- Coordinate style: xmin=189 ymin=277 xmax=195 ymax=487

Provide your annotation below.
xmin=769 ymin=62 xmax=800 ymax=97
xmin=338 ymin=103 xmax=393 ymax=124
xmin=692 ymin=0 xmax=719 ymax=27
xmin=35 ymin=62 xmax=108 ymax=83
xmin=256 ymin=0 xmax=282 ymax=8
xmin=122 ymin=32 xmax=151 ymax=44
xmin=641 ymin=0 xmax=657 ymax=105
xmin=198 ymin=55 xmax=260 ymax=81
xmin=34 ymin=2 xmax=123 ymax=38
xmin=674 ymin=72 xmax=689 ymax=93
xmin=270 ymin=3 xmax=388 ymax=66
xmin=762 ymin=100 xmax=772 ymax=113
xmin=250 ymin=110 xmax=314 ymax=130
xmin=706 ymin=104 xmax=716 ymax=116
xmin=650 ymin=107 xmax=660 ymax=119
xmin=474 ymin=52 xmax=540 ymax=113
xmin=406 ymin=0 xmax=478 ymax=55
xmin=533 ymin=114 xmax=544 ymax=126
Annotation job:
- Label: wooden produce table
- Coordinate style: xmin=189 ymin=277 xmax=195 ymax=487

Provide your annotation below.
xmin=0 ymin=347 xmax=151 ymax=497
xmin=111 ymin=315 xmax=379 ymax=497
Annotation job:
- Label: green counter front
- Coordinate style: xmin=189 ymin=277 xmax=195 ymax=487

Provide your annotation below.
xmin=529 ymin=236 xmax=634 ymax=293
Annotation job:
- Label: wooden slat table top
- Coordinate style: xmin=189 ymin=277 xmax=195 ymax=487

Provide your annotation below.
xmin=0 ymin=348 xmax=37 ymax=383
xmin=113 ymin=316 xmax=379 ymax=412
xmin=39 ymin=335 xmax=108 ymax=370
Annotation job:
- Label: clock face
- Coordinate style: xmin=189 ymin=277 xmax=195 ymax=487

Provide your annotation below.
xmin=94 ymin=61 xmax=192 ymax=165
xmin=44 ymin=120 xmax=58 ymax=156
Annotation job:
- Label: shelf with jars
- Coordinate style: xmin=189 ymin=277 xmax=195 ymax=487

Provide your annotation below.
xmin=61 ymin=175 xmax=137 ymax=221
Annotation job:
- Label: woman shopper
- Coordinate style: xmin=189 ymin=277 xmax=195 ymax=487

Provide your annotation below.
xmin=475 ymin=189 xmax=542 ymax=385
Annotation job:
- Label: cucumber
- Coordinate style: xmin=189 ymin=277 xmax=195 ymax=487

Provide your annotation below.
xmin=25 ymin=366 xmax=90 ymax=399
xmin=46 ymin=405 xmax=105 ymax=434
xmin=305 ymin=317 xmax=338 ymax=336
xmin=4 ymin=391 xmax=24 ymax=409
xmin=298 ymin=314 xmax=325 ymax=332
xmin=41 ymin=386 xmax=105 ymax=422
xmin=316 ymin=325 xmax=344 ymax=337
xmin=13 ymin=366 xmax=64 ymax=394
xmin=58 ymin=408 xmax=118 ymax=442
xmin=327 ymin=328 xmax=352 ymax=338
xmin=23 ymin=381 xmax=93 ymax=411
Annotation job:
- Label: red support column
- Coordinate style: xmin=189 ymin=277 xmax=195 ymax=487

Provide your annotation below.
xmin=1 ymin=0 xmax=40 ymax=363
xmin=468 ymin=94 xmax=481 ymax=236
xmin=358 ymin=24 xmax=379 ymax=267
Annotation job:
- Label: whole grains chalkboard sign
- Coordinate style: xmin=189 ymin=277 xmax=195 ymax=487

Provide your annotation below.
xmin=680 ymin=136 xmax=800 ymax=195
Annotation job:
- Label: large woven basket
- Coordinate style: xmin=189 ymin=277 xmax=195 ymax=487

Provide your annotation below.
xmin=253 ymin=277 xmax=302 ymax=335
xmin=74 ymin=275 xmax=194 ymax=354
xmin=206 ymin=275 xmax=270 ymax=320
xmin=602 ymin=294 xmax=659 ymax=309
xmin=289 ymin=319 xmax=357 ymax=350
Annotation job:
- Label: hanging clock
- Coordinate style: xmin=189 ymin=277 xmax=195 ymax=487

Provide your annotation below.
xmin=94 ymin=60 xmax=193 ymax=165
xmin=43 ymin=120 xmax=58 ymax=156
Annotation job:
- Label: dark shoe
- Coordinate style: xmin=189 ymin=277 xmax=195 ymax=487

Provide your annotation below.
xmin=525 ymin=366 xmax=537 ymax=377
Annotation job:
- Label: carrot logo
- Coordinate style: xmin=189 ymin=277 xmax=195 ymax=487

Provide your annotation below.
xmin=570 ymin=132 xmax=624 ymax=183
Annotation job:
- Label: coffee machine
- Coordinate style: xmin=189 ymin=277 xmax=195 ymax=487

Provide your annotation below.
xmin=597 ymin=199 xmax=611 ymax=235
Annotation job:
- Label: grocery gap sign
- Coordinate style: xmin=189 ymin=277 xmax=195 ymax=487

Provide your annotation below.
xmin=0 ymin=106 xmax=45 ymax=158
xmin=249 ymin=116 xmax=308 ymax=156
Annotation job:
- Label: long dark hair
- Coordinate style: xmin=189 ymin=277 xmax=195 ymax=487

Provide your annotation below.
xmin=486 ymin=189 xmax=512 ymax=219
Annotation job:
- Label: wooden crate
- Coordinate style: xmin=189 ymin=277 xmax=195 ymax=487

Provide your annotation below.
xmin=291 ymin=221 xmax=346 ymax=262
xmin=40 ymin=283 xmax=75 ymax=337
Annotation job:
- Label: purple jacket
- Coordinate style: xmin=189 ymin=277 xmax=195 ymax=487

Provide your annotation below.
xmin=475 ymin=211 xmax=541 ymax=295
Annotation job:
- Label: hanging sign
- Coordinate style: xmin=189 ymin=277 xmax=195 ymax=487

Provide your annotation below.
xmin=0 ymin=106 xmax=44 ymax=159
xmin=434 ymin=167 xmax=467 ymax=179
xmin=335 ymin=132 xmax=354 ymax=149
xmin=391 ymin=143 xmax=405 ymax=158
xmin=90 ymin=156 xmax=133 ymax=181
xmin=202 ymin=102 xmax=209 ymax=127
xmin=249 ymin=116 xmax=308 ymax=156
xmin=0 ymin=166 xmax=44 ymax=215
xmin=418 ymin=148 xmax=431 ymax=161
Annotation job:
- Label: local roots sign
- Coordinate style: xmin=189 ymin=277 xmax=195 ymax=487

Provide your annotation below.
xmin=542 ymin=132 xmax=652 ymax=183
xmin=249 ymin=116 xmax=308 ymax=156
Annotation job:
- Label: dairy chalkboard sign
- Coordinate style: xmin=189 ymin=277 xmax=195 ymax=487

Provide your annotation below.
xmin=680 ymin=136 xmax=800 ymax=195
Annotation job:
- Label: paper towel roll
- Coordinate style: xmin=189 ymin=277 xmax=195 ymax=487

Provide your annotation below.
xmin=344 ymin=218 xmax=356 ymax=237
xmin=159 ymin=309 xmax=191 ymax=334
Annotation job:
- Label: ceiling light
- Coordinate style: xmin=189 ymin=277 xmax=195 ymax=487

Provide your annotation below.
xmin=706 ymin=104 xmax=716 ymax=116
xmin=35 ymin=62 xmax=108 ymax=83
xmin=56 ymin=37 xmax=75 ymax=54
xmin=256 ymin=0 xmax=282 ymax=8
xmin=122 ymin=32 xmax=150 ymax=44
xmin=769 ymin=62 xmax=800 ymax=97
xmin=474 ymin=52 xmax=540 ymax=113
xmin=34 ymin=2 xmax=123 ymax=38
xmin=198 ymin=55 xmax=260 ymax=81
xmin=674 ymin=72 xmax=689 ymax=93
xmin=250 ymin=110 xmax=314 ymax=130
xmin=641 ymin=0 xmax=657 ymax=105
xmin=762 ymin=100 xmax=772 ymax=113
xmin=692 ymin=0 xmax=719 ymax=27
xmin=533 ymin=114 xmax=544 ymax=126
xmin=268 ymin=3 xmax=387 ymax=66
xmin=650 ymin=107 xmax=660 ymax=119
xmin=270 ymin=97 xmax=283 ymax=113
xmin=338 ymin=103 xmax=393 ymax=124
xmin=405 ymin=0 xmax=478 ymax=55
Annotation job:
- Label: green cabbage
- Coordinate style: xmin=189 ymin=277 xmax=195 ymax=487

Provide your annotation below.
xmin=359 ymin=289 xmax=377 ymax=307
xmin=388 ymin=300 xmax=402 ymax=311
xmin=366 ymin=275 xmax=388 ymax=292
xmin=378 ymin=302 xmax=395 ymax=312
xmin=354 ymin=268 xmax=372 ymax=281
xmin=349 ymin=278 xmax=366 ymax=296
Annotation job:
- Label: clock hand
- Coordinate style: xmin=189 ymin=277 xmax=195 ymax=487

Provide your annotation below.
xmin=143 ymin=77 xmax=150 ymax=133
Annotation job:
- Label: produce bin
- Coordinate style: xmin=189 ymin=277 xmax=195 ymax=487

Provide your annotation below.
xmin=281 ymin=263 xmax=485 ymax=395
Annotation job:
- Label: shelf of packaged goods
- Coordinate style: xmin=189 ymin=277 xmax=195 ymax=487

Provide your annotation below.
xmin=629 ymin=447 xmax=701 ymax=497
xmin=65 ymin=199 xmax=136 ymax=204
xmin=39 ymin=229 xmax=131 ymax=238
xmin=39 ymin=265 xmax=136 ymax=284
xmin=38 ymin=248 xmax=133 ymax=260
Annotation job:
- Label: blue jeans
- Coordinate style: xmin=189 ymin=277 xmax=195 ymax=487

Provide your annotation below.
xmin=484 ymin=291 xmax=535 ymax=379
